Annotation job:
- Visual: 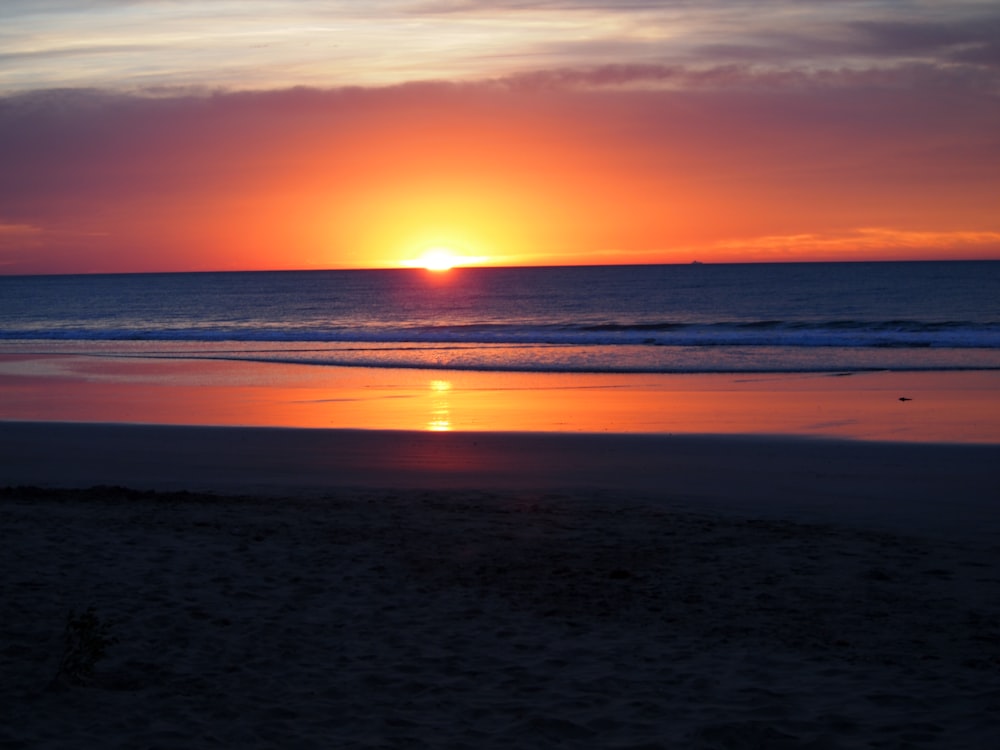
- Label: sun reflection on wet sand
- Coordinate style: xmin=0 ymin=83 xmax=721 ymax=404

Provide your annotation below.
xmin=0 ymin=354 xmax=998 ymax=443
xmin=426 ymin=379 xmax=453 ymax=432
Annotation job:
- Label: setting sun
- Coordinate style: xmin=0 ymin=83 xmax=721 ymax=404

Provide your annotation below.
xmin=421 ymin=247 xmax=457 ymax=272
xmin=401 ymin=246 xmax=490 ymax=272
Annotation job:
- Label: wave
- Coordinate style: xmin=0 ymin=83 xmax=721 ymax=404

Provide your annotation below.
xmin=2 ymin=319 xmax=998 ymax=350
xmin=213 ymin=353 xmax=1000 ymax=375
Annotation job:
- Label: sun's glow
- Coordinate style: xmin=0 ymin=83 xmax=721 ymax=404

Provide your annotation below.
xmin=423 ymin=247 xmax=457 ymax=271
xmin=400 ymin=245 xmax=491 ymax=271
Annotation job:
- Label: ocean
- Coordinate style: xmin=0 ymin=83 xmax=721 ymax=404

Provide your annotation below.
xmin=1 ymin=261 xmax=998 ymax=374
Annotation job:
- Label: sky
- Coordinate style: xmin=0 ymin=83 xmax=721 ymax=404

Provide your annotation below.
xmin=1 ymin=1 xmax=999 ymax=273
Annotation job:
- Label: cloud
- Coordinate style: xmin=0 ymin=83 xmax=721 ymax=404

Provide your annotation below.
xmin=848 ymin=17 xmax=1000 ymax=59
xmin=412 ymin=2 xmax=1000 ymax=66
xmin=0 ymin=221 xmax=44 ymax=269
xmin=712 ymin=228 xmax=1000 ymax=258
xmin=493 ymin=59 xmax=999 ymax=93
xmin=0 ymin=44 xmax=155 ymax=66
xmin=3 ymin=1 xmax=999 ymax=93
xmin=0 ymin=221 xmax=43 ymax=239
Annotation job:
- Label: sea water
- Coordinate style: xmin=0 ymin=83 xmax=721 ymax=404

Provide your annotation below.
xmin=1 ymin=261 xmax=998 ymax=374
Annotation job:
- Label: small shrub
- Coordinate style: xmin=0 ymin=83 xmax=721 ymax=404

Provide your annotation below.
xmin=51 ymin=607 xmax=118 ymax=688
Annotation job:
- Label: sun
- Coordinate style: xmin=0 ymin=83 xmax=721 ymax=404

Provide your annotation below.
xmin=419 ymin=247 xmax=457 ymax=272
xmin=399 ymin=243 xmax=491 ymax=271
xmin=402 ymin=245 xmax=471 ymax=271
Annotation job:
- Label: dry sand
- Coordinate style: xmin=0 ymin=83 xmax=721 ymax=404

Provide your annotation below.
xmin=2 ymin=423 xmax=999 ymax=748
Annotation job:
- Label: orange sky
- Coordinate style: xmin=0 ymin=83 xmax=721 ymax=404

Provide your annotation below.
xmin=1 ymin=3 xmax=999 ymax=273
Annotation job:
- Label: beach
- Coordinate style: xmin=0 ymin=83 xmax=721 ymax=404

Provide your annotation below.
xmin=2 ymin=332 xmax=999 ymax=750
xmin=2 ymin=419 xmax=999 ymax=748
xmin=3 ymin=3 xmax=999 ymax=743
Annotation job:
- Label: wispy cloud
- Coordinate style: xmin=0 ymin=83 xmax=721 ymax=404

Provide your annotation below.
xmin=710 ymin=228 xmax=1000 ymax=261
xmin=2 ymin=1 xmax=998 ymax=92
xmin=0 ymin=222 xmax=44 ymax=270
xmin=0 ymin=221 xmax=42 ymax=237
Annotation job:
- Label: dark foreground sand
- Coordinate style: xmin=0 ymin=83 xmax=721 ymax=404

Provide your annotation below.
xmin=2 ymin=422 xmax=999 ymax=748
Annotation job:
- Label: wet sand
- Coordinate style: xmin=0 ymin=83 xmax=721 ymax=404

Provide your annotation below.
xmin=1 ymin=420 xmax=998 ymax=535
xmin=1 ymin=353 xmax=998 ymax=442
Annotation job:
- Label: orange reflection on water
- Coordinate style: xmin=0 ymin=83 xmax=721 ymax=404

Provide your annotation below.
xmin=0 ymin=354 xmax=998 ymax=443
